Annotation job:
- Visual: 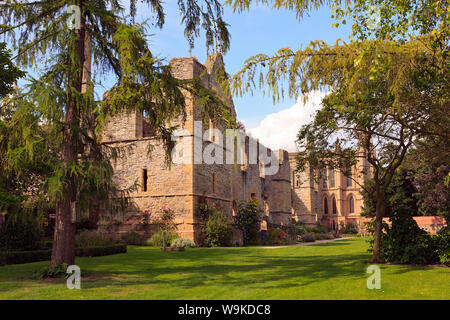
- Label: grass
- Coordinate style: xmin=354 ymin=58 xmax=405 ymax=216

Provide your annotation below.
xmin=0 ymin=238 xmax=448 ymax=300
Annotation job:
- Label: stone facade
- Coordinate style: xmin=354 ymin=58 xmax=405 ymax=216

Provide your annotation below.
xmin=98 ymin=54 xmax=368 ymax=244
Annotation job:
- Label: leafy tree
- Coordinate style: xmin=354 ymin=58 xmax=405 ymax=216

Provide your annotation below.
xmin=234 ymin=198 xmax=262 ymax=245
xmin=226 ymin=0 xmax=448 ymax=47
xmin=226 ymin=36 xmax=447 ymax=262
xmin=0 ymin=0 xmax=232 ymax=266
xmin=0 ymin=42 xmax=24 ymax=98
xmin=224 ymin=1 xmax=448 ymax=263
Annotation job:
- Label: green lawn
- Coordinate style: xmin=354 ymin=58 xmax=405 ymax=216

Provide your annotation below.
xmin=0 ymin=238 xmax=448 ymax=299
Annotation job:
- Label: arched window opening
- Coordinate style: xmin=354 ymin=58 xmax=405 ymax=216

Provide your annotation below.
xmin=332 ymin=197 xmax=337 ymax=215
xmin=323 ymin=197 xmax=328 ymax=215
xmin=330 ymin=167 xmax=335 ymax=187
xmin=349 ymin=196 xmax=355 ymax=214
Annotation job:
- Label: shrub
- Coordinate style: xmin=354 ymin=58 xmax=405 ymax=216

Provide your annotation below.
xmin=342 ymin=222 xmax=358 ymax=234
xmin=300 ymin=233 xmax=315 ymax=242
xmin=121 ymin=230 xmax=146 ymax=245
xmin=0 ymin=211 xmax=45 ymax=251
xmin=294 ymin=223 xmax=308 ymax=236
xmin=171 ymin=238 xmax=196 ymax=248
xmin=204 ymin=210 xmax=233 ymax=247
xmin=75 ymin=230 xmax=115 ymax=249
xmin=0 ymin=249 xmax=51 ymax=266
xmin=266 ymin=228 xmax=289 ymax=245
xmin=76 ymin=244 xmax=127 ymax=257
xmin=378 ymin=209 xmax=439 ymax=265
xmin=32 ymin=263 xmax=69 ymax=280
xmin=436 ymin=228 xmax=450 ymax=266
xmin=233 ymin=198 xmax=262 ymax=245
xmin=315 ymin=233 xmax=334 ymax=240
xmin=147 ymin=230 xmax=179 ymax=247
xmin=305 ymin=223 xmax=330 ymax=234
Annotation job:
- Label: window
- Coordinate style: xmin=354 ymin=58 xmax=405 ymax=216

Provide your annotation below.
xmin=142 ymin=169 xmax=148 ymax=192
xmin=330 ymin=167 xmax=335 ymax=187
xmin=310 ymin=166 xmax=314 ymax=188
xmin=232 ymin=201 xmax=238 ymax=217
xmin=346 ymin=167 xmax=352 ymax=187
xmin=323 ymin=197 xmax=328 ymax=215
xmin=349 ymin=196 xmax=354 ymax=213
xmin=212 ymin=173 xmax=216 ymax=193
xmin=332 ymin=197 xmax=337 ymax=215
xmin=322 ymin=168 xmax=328 ymax=188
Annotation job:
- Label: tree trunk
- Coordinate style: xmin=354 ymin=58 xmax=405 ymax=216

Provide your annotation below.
xmin=51 ymin=1 xmax=86 ymax=266
xmin=370 ymin=191 xmax=386 ymax=264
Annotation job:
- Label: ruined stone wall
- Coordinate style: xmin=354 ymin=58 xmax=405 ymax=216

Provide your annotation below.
xmin=99 ymin=53 xmax=369 ymax=244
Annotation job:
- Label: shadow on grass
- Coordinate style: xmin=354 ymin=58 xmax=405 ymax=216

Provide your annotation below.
xmin=74 ymin=241 xmax=373 ymax=291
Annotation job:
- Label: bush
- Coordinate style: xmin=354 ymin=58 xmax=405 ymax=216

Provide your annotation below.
xmin=379 ymin=210 xmax=439 ymax=265
xmin=0 ymin=244 xmax=127 ymax=266
xmin=0 ymin=211 xmax=45 ymax=251
xmin=32 ymin=263 xmax=69 ymax=280
xmin=0 ymin=249 xmax=51 ymax=266
xmin=315 ymin=233 xmax=334 ymax=240
xmin=300 ymin=233 xmax=315 ymax=242
xmin=233 ymin=199 xmax=262 ymax=245
xmin=436 ymin=228 xmax=450 ymax=266
xmin=76 ymin=244 xmax=127 ymax=257
xmin=204 ymin=211 xmax=233 ymax=247
xmin=147 ymin=230 xmax=179 ymax=247
xmin=305 ymin=223 xmax=330 ymax=234
xmin=341 ymin=222 xmax=358 ymax=234
xmin=294 ymin=223 xmax=308 ymax=236
xmin=121 ymin=230 xmax=146 ymax=245
xmin=266 ymin=228 xmax=289 ymax=245
xmin=75 ymin=230 xmax=115 ymax=249
xmin=171 ymin=238 xmax=196 ymax=248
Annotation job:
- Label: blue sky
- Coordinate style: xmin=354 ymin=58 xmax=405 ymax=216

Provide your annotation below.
xmin=132 ymin=2 xmax=353 ymax=129
xmin=15 ymin=1 xmax=354 ymax=151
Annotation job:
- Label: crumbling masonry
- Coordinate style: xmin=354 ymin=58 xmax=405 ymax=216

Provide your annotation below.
xmin=98 ymin=54 xmax=368 ymax=244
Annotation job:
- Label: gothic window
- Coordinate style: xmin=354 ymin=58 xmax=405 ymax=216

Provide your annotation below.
xmin=346 ymin=167 xmax=352 ymax=187
xmin=323 ymin=197 xmax=328 ymax=215
xmin=349 ymin=196 xmax=355 ymax=213
xmin=330 ymin=167 xmax=335 ymax=187
xmin=332 ymin=197 xmax=337 ymax=215
xmin=142 ymin=169 xmax=148 ymax=192
xmin=212 ymin=173 xmax=216 ymax=193
xmin=323 ymin=167 xmax=328 ymax=188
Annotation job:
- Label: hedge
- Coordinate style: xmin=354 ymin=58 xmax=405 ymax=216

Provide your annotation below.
xmin=76 ymin=244 xmax=127 ymax=257
xmin=0 ymin=249 xmax=52 ymax=266
xmin=0 ymin=244 xmax=127 ymax=266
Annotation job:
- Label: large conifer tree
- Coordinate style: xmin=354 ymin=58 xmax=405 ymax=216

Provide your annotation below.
xmin=0 ymin=0 xmax=231 ymax=266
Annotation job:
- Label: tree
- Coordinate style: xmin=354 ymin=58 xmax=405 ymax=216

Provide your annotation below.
xmin=0 ymin=42 xmax=24 ymax=98
xmin=0 ymin=0 xmax=232 ymax=266
xmin=224 ymin=0 xmax=448 ymax=263
xmin=226 ymin=36 xmax=448 ymax=262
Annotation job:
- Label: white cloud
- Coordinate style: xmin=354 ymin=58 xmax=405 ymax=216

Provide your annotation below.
xmin=247 ymin=90 xmax=327 ymax=152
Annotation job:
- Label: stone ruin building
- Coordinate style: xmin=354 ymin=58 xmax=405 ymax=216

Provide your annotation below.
xmin=97 ymin=53 xmax=369 ymax=244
